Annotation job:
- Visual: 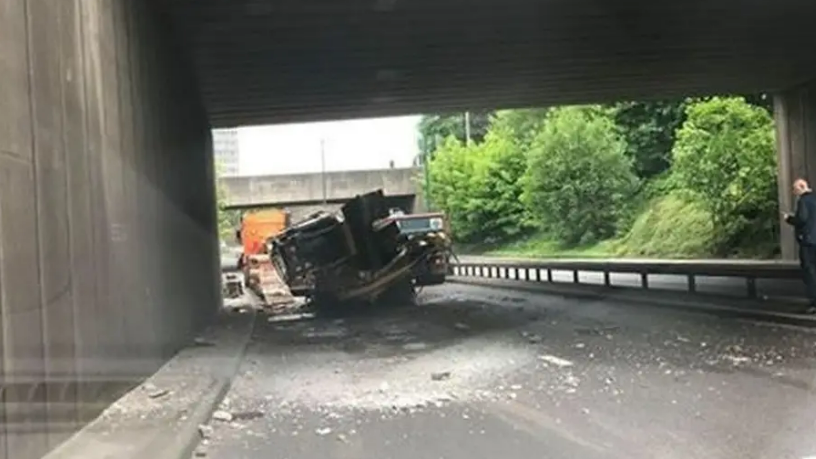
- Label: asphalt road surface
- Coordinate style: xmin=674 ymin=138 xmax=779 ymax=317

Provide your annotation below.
xmin=200 ymin=283 xmax=816 ymax=459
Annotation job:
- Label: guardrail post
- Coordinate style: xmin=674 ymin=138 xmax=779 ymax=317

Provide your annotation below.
xmin=573 ymin=270 xmax=579 ymax=284
xmin=535 ymin=268 xmax=541 ymax=282
xmin=641 ymin=272 xmax=649 ymax=289
xmin=547 ymin=269 xmax=553 ymax=282
xmin=687 ymin=275 xmax=696 ymax=293
xmin=603 ymin=271 xmax=610 ymax=287
xmin=746 ymin=277 xmax=757 ymax=298
xmin=514 ymin=267 xmax=519 ymax=280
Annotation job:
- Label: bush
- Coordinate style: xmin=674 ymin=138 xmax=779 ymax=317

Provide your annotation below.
xmin=671 ymin=97 xmax=778 ymax=254
xmin=616 ymin=193 xmax=715 ymax=258
xmin=426 ymin=129 xmax=532 ymax=243
xmin=522 ymin=106 xmax=639 ymax=245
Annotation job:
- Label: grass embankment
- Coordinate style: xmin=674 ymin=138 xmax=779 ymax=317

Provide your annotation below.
xmin=464 ymin=193 xmax=722 ymax=260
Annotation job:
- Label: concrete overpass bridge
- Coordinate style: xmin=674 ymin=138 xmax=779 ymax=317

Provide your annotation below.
xmin=3 ymin=0 xmax=816 ymax=457
xmin=220 ymin=167 xmax=420 ymax=220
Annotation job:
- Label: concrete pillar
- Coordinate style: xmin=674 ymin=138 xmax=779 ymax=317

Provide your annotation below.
xmin=774 ymin=79 xmax=816 ymax=260
xmin=0 ymin=0 xmax=220 ymax=458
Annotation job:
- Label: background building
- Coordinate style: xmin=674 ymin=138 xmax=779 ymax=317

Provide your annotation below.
xmin=213 ymin=128 xmax=240 ymax=176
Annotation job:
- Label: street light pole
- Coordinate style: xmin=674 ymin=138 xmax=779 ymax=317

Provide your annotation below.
xmin=423 ymin=137 xmax=431 ymax=210
xmin=464 ymin=111 xmax=471 ymax=146
xmin=320 ymin=138 xmax=327 ymax=205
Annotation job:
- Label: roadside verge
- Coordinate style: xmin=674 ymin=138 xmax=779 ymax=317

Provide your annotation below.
xmin=44 ymin=307 xmax=256 ymax=459
xmin=449 ymin=276 xmax=816 ymax=328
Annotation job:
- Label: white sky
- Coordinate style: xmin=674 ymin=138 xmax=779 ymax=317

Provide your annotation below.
xmin=237 ymin=115 xmax=422 ymax=176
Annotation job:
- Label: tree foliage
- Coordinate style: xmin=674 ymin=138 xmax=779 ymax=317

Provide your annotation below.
xmin=489 ymin=108 xmax=550 ymax=149
xmin=607 ymin=100 xmax=687 ymax=179
xmin=214 ymin=164 xmax=238 ymax=241
xmin=522 ymin=106 xmax=639 ymax=245
xmin=426 ymin=128 xmax=531 ymax=243
xmin=420 ymin=94 xmax=780 ymax=258
xmin=417 ymin=111 xmax=492 ymax=155
xmin=671 ymin=97 xmax=778 ymax=253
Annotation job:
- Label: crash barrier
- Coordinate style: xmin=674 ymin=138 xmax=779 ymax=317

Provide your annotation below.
xmin=450 ymin=258 xmax=803 ymax=300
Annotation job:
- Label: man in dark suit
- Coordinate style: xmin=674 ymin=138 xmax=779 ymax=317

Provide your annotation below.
xmin=784 ymin=178 xmax=816 ymax=314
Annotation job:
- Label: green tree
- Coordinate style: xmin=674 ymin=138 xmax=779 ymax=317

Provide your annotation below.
xmin=607 ymin=100 xmax=687 ymax=179
xmin=418 ymin=111 xmax=492 ymax=155
xmin=671 ymin=96 xmax=778 ymax=254
xmin=426 ymin=128 xmax=532 ymax=243
xmin=522 ymin=106 xmax=639 ymax=245
xmin=426 ymin=136 xmax=478 ymax=239
xmin=214 ymin=166 xmax=237 ymax=241
xmin=489 ymin=108 xmax=550 ymax=149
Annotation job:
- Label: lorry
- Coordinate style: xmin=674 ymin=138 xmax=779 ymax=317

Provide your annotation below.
xmin=234 ymin=208 xmax=291 ymax=304
xmin=267 ymin=189 xmax=451 ymax=310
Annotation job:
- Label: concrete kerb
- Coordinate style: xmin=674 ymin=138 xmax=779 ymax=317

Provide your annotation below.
xmin=43 ymin=309 xmax=257 ymax=459
xmin=449 ymin=276 xmax=816 ymax=328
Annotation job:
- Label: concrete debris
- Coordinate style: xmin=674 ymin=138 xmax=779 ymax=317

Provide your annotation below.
xmin=194 ymin=446 xmax=208 ymax=457
xmin=431 ymin=371 xmax=452 ymax=381
xmin=148 ymin=388 xmax=170 ymax=399
xmin=232 ymin=410 xmax=265 ymax=421
xmin=402 ymin=342 xmax=428 ymax=351
xmin=527 ymin=335 xmax=543 ymax=344
xmin=193 ymin=337 xmax=216 ymax=347
xmin=538 ymin=355 xmax=574 ymax=367
xmin=212 ymin=410 xmax=233 ymax=422
xmin=316 ymin=427 xmax=332 ymax=436
xmin=198 ymin=424 xmax=214 ymax=439
xmin=454 ymin=322 xmax=471 ymax=331
xmin=724 ymin=355 xmax=751 ymax=365
xmin=143 ymin=382 xmax=158 ymax=393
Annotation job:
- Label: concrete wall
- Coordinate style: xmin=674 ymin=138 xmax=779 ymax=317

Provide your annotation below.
xmin=221 ymin=167 xmax=419 ymax=208
xmin=0 ymin=1 xmax=220 ymax=458
xmin=774 ymin=79 xmax=816 ymax=259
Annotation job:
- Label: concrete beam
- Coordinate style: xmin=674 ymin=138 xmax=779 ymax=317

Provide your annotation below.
xmin=221 ymin=168 xmax=419 ymax=208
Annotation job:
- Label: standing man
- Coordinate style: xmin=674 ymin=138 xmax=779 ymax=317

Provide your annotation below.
xmin=784 ymin=178 xmax=816 ymax=314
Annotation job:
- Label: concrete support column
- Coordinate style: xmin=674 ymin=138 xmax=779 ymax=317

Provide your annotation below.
xmin=774 ymin=79 xmax=816 ymax=259
xmin=0 ymin=1 xmax=220 ymax=458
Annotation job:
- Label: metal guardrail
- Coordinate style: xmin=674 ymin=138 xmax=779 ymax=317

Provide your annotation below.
xmin=450 ymin=258 xmax=802 ymax=299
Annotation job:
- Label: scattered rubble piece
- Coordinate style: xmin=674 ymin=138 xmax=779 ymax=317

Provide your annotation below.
xmin=193 ymin=337 xmax=216 ymax=347
xmin=212 ymin=410 xmax=233 ymax=422
xmin=148 ymin=388 xmax=170 ymax=399
xmin=538 ymin=355 xmax=574 ymax=367
xmin=316 ymin=427 xmax=332 ymax=436
xmin=198 ymin=424 xmax=214 ymax=439
xmin=431 ymin=371 xmax=451 ymax=381
xmin=194 ymin=446 xmax=208 ymax=457
xmin=723 ymin=355 xmax=752 ymax=365
xmin=454 ymin=322 xmax=471 ymax=331
xmin=143 ymin=382 xmax=158 ymax=393
xmin=527 ymin=335 xmax=543 ymax=344
xmin=403 ymin=342 xmax=428 ymax=351
xmin=232 ymin=410 xmax=265 ymax=421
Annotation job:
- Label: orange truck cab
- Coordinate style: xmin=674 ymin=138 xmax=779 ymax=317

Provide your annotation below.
xmin=235 ymin=209 xmax=290 ymax=270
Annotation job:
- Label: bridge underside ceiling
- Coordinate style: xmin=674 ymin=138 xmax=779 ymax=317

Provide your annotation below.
xmin=158 ymin=0 xmax=816 ymax=127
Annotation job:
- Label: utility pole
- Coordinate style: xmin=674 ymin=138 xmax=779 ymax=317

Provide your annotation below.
xmin=320 ymin=138 xmax=327 ymax=205
xmin=423 ymin=137 xmax=431 ymax=210
xmin=464 ymin=111 xmax=472 ymax=146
